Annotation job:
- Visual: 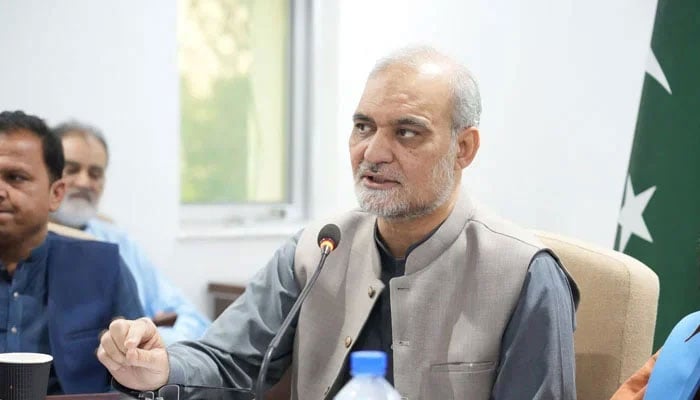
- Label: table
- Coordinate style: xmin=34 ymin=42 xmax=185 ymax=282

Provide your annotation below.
xmin=47 ymin=394 xmax=125 ymax=399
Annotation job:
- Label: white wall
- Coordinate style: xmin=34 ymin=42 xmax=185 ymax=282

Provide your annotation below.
xmin=325 ymin=0 xmax=658 ymax=242
xmin=0 ymin=0 xmax=179 ymax=268
xmin=0 ymin=0 xmax=658 ymax=316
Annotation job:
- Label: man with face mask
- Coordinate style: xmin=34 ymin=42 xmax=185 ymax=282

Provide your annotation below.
xmin=49 ymin=121 xmax=210 ymax=344
xmin=96 ymin=47 xmax=579 ymax=399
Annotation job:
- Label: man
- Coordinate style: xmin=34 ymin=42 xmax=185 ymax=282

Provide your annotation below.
xmin=97 ymin=47 xmax=579 ymax=399
xmin=0 ymin=110 xmax=143 ymax=394
xmin=644 ymin=311 xmax=700 ymax=399
xmin=49 ymin=120 xmax=210 ymax=344
xmin=611 ymin=311 xmax=700 ymax=400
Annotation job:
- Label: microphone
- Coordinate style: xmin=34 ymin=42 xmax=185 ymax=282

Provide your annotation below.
xmin=254 ymin=224 xmax=341 ymax=400
xmin=318 ymin=223 xmax=341 ymax=254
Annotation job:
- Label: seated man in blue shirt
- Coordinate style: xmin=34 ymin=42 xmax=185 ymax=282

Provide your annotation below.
xmin=0 ymin=110 xmax=144 ymax=394
xmin=612 ymin=311 xmax=700 ymax=400
xmin=49 ymin=120 xmax=210 ymax=344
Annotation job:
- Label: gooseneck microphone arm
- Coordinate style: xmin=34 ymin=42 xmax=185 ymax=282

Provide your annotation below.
xmin=254 ymin=224 xmax=341 ymax=400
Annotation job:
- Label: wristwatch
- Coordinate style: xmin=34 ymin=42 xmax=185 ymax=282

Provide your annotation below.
xmin=111 ymin=378 xmax=254 ymax=400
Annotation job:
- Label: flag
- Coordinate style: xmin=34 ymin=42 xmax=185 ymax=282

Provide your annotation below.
xmin=614 ymin=0 xmax=700 ymax=349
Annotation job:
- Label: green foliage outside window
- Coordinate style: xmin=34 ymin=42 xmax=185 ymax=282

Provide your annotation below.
xmin=179 ymin=0 xmax=289 ymax=204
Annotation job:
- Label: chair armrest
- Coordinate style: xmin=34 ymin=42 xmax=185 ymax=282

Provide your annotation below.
xmin=152 ymin=312 xmax=178 ymax=327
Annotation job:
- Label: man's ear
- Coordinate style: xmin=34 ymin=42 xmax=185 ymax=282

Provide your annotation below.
xmin=48 ymin=179 xmax=66 ymax=212
xmin=455 ymin=126 xmax=480 ymax=170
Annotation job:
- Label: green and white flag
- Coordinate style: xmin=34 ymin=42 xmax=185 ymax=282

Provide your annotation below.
xmin=614 ymin=0 xmax=700 ymax=349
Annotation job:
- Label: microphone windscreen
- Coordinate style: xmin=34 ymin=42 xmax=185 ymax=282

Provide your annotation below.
xmin=317 ymin=223 xmax=341 ymax=249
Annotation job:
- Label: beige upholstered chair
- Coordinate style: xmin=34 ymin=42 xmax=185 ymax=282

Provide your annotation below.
xmin=48 ymin=221 xmax=94 ymax=240
xmin=535 ymin=231 xmax=660 ymax=400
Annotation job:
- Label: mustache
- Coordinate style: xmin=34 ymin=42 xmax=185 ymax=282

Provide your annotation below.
xmin=66 ymin=188 xmax=97 ymax=203
xmin=355 ymin=162 xmax=404 ymax=182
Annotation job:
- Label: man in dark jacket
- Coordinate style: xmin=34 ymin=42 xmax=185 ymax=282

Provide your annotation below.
xmin=0 ymin=110 xmax=143 ymax=395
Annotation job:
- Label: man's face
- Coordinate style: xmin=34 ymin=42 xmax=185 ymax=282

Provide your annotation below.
xmin=0 ymin=130 xmax=64 ymax=242
xmin=350 ymin=63 xmax=459 ymax=220
xmin=52 ymin=133 xmax=107 ymax=227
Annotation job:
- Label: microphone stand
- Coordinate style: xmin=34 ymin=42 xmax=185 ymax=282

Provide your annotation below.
xmin=254 ymin=245 xmax=333 ymax=399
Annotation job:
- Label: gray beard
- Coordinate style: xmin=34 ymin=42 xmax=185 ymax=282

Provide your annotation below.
xmin=51 ymin=198 xmax=98 ymax=229
xmin=354 ymin=145 xmax=457 ymax=221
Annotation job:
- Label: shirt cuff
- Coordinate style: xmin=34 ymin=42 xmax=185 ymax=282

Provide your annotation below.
xmin=167 ymin=350 xmax=188 ymax=384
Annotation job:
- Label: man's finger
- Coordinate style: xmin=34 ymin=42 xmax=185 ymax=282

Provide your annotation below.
xmin=125 ymin=347 xmax=164 ymax=370
xmin=100 ymin=331 xmax=127 ymax=364
xmin=96 ymin=346 xmax=125 ymax=373
xmin=109 ymin=319 xmax=132 ymax=353
xmin=124 ymin=318 xmax=157 ymax=350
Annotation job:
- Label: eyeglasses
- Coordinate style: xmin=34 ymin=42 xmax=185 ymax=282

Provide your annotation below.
xmin=114 ymin=381 xmax=254 ymax=400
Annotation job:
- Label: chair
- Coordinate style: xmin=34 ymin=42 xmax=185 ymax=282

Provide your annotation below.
xmin=535 ymin=231 xmax=660 ymax=400
xmin=48 ymin=222 xmax=94 ymax=240
xmin=47 ymin=221 xmax=177 ymax=327
xmin=96 ymin=213 xmax=115 ymax=224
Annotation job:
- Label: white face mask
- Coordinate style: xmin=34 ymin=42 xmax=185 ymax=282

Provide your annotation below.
xmin=51 ymin=188 xmax=99 ymax=228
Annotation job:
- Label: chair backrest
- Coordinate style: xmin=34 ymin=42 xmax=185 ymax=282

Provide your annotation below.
xmin=535 ymin=231 xmax=660 ymax=400
xmin=48 ymin=222 xmax=95 ymax=240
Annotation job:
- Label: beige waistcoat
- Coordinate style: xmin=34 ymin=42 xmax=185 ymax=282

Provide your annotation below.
xmin=291 ymin=194 xmax=550 ymax=399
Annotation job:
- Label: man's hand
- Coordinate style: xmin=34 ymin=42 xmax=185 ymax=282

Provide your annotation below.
xmin=96 ymin=317 xmax=170 ymax=391
xmin=609 ymin=351 xmax=660 ymax=400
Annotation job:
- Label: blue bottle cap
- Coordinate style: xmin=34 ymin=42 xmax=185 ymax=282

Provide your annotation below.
xmin=350 ymin=351 xmax=387 ymax=377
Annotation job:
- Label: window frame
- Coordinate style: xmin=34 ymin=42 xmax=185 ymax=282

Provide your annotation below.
xmin=178 ymin=0 xmax=312 ymax=230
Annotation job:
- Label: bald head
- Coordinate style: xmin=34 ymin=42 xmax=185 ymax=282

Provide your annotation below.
xmin=369 ymin=46 xmax=482 ymax=135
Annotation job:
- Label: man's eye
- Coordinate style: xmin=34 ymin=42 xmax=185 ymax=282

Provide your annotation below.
xmin=354 ymin=123 xmax=368 ymax=132
xmin=9 ymin=174 xmax=27 ymax=182
xmin=397 ymin=129 xmax=417 ymax=138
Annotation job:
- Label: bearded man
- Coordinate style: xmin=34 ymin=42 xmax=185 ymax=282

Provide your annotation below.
xmin=96 ymin=46 xmax=579 ymax=400
xmin=50 ymin=121 xmax=210 ymax=344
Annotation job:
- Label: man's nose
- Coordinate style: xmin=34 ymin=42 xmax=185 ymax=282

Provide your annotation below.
xmin=0 ymin=182 xmax=8 ymax=201
xmin=74 ymin=171 xmax=92 ymax=188
xmin=362 ymin=129 xmax=394 ymax=165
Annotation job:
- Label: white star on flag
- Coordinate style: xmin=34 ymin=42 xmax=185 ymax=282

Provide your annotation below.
xmin=646 ymin=48 xmax=672 ymax=94
xmin=617 ymin=175 xmax=656 ymax=252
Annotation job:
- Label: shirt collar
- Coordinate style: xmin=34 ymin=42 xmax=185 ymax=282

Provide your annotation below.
xmin=24 ymin=233 xmax=51 ymax=265
xmin=372 ymin=220 xmax=444 ymax=264
xmin=0 ymin=233 xmax=50 ymax=280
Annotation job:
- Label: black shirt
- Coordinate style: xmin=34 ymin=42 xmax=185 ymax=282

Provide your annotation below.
xmin=342 ymin=223 xmax=438 ymax=385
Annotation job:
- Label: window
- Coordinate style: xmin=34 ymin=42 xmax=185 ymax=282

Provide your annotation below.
xmin=177 ymin=0 xmax=309 ymax=226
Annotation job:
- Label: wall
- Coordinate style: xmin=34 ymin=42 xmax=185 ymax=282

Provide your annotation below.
xmin=326 ymin=0 xmax=658 ymax=242
xmin=0 ymin=0 xmax=658 ymax=316
xmin=0 ymin=0 xmax=179 ymax=269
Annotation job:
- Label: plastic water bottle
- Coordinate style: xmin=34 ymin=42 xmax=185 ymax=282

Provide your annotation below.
xmin=334 ymin=351 xmax=402 ymax=400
